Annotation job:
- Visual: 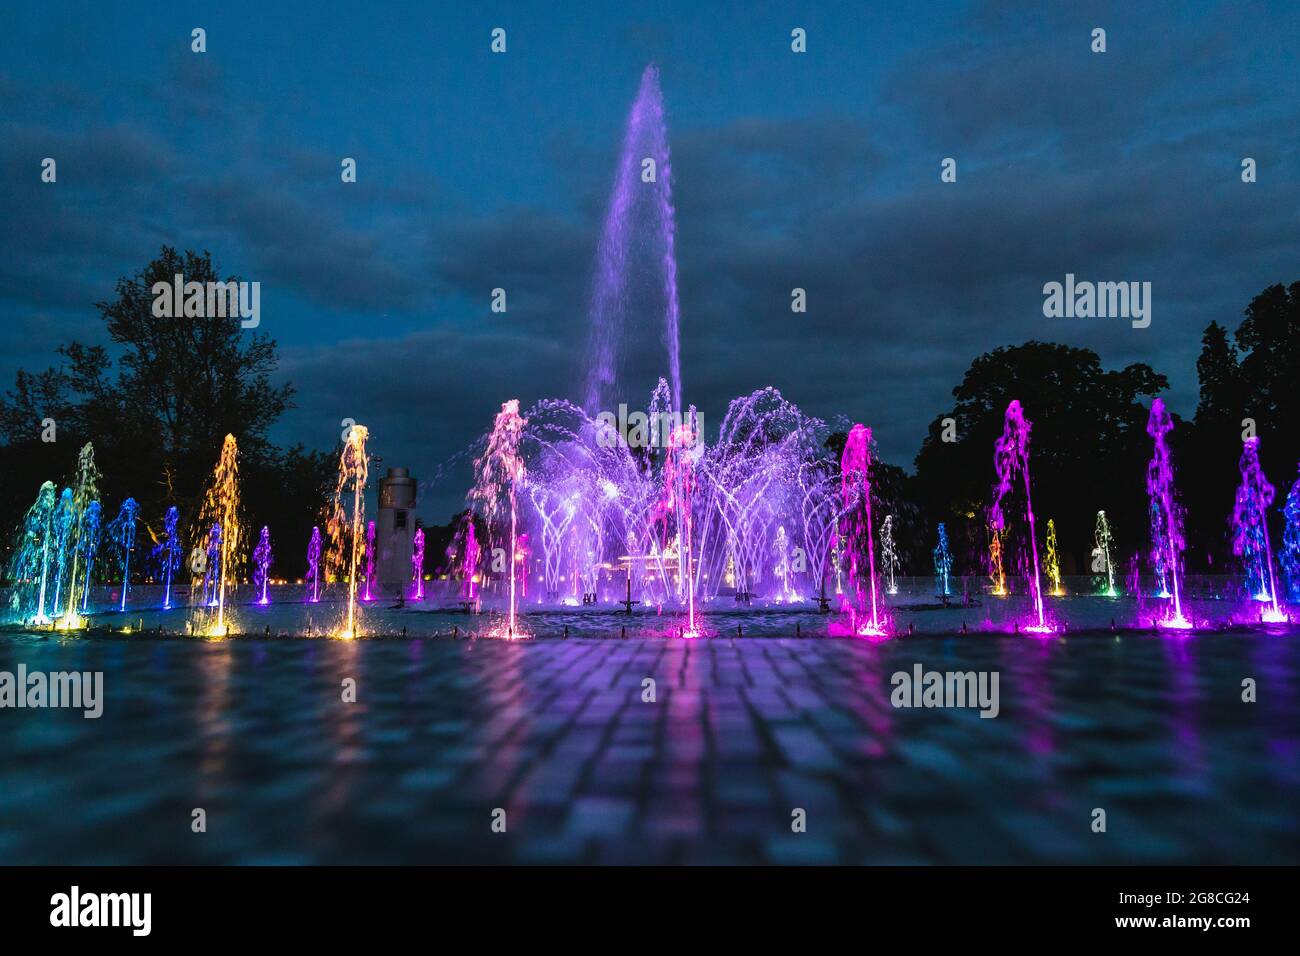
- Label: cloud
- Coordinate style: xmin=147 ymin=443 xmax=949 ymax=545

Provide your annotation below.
xmin=1 ymin=0 xmax=1296 ymax=519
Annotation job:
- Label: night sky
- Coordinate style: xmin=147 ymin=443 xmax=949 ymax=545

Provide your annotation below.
xmin=3 ymin=0 xmax=1296 ymax=520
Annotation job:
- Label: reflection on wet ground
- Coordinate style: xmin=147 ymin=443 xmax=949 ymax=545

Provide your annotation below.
xmin=0 ymin=630 xmax=1296 ymax=864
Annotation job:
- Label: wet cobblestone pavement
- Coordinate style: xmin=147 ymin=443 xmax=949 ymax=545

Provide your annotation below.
xmin=1 ymin=633 xmax=1297 ymax=864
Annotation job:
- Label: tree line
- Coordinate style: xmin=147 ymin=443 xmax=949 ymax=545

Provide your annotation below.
xmin=1 ymin=246 xmax=1295 ymax=585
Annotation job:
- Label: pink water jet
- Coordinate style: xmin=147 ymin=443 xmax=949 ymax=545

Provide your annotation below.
xmin=660 ymin=417 xmax=702 ymax=637
xmin=990 ymin=401 xmax=1053 ymax=634
xmin=410 ymin=527 xmax=425 ymax=601
xmin=472 ymin=400 xmax=528 ymax=638
xmin=832 ymin=424 xmax=887 ymax=638
xmin=1147 ymin=399 xmax=1191 ymax=629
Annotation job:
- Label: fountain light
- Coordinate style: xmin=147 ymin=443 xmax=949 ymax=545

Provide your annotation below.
xmin=990 ymin=402 xmax=1051 ymax=632
xmin=327 ymin=425 xmax=370 ymax=640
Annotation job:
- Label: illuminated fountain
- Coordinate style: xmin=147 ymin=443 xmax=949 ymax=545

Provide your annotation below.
xmin=584 ymin=63 xmax=681 ymax=417
xmin=410 ymin=527 xmax=426 ymax=600
xmin=1126 ymin=553 xmax=1143 ymax=609
xmin=50 ymin=488 xmax=73 ymax=614
xmin=880 ymin=515 xmax=900 ymax=596
xmin=833 ymin=423 xmax=886 ymax=638
xmin=1146 ymin=398 xmax=1191 ymax=629
xmin=460 ymin=519 xmax=480 ymax=603
xmin=435 ymin=69 xmax=841 ymax=636
xmin=1232 ymin=437 xmax=1285 ymax=623
xmin=989 ymin=401 xmax=1051 ymax=634
xmin=661 ymin=416 xmax=703 ymax=635
xmin=1282 ymin=465 xmax=1300 ymax=602
xmin=252 ymin=526 xmax=272 ymax=605
xmin=471 ymin=401 xmax=528 ymax=637
xmin=108 ymin=498 xmax=140 ymax=612
xmin=78 ymin=501 xmax=101 ymax=613
xmin=305 ymin=527 xmax=322 ymax=603
xmin=156 ymin=506 xmax=181 ymax=610
xmin=327 ymin=425 xmax=370 ymax=638
xmin=58 ymin=443 xmax=100 ymax=630
xmin=988 ymin=525 xmax=1006 ymax=596
xmin=8 ymin=482 xmax=58 ymax=624
xmin=1094 ymin=510 xmax=1116 ymax=597
xmin=1043 ymin=518 xmax=1063 ymax=597
xmin=460 ymin=387 xmax=839 ymax=632
xmin=191 ymin=435 xmax=241 ymax=637
xmin=362 ymin=521 xmax=376 ymax=601
xmin=199 ymin=524 xmax=221 ymax=606
xmin=772 ymin=526 xmax=798 ymax=602
xmin=933 ymin=522 xmax=952 ymax=597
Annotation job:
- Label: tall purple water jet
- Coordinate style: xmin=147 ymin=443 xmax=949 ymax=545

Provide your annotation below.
xmin=410 ymin=527 xmax=426 ymax=600
xmin=990 ymin=401 xmax=1051 ymax=633
xmin=305 ymin=526 xmax=322 ymax=603
xmin=253 ymin=526 xmax=272 ymax=605
xmin=1232 ymin=437 xmax=1284 ymax=622
xmin=362 ymin=520 xmax=376 ymax=601
xmin=1146 ymin=398 xmax=1190 ymax=629
xmin=834 ymin=424 xmax=885 ymax=637
xmin=583 ymin=64 xmax=681 ymax=415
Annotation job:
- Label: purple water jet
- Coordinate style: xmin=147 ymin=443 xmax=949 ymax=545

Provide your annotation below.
xmin=461 ymin=519 xmax=480 ymax=602
xmin=158 ymin=506 xmax=180 ymax=610
xmin=305 ymin=526 xmax=322 ymax=603
xmin=253 ymin=526 xmax=272 ymax=605
xmin=659 ymin=417 xmax=701 ymax=636
xmin=362 ymin=520 xmax=376 ymax=601
xmin=471 ymin=400 xmax=528 ymax=637
xmin=583 ymin=64 xmax=681 ymax=416
xmin=833 ymin=424 xmax=886 ymax=638
xmin=990 ymin=401 xmax=1051 ymax=633
xmin=1146 ymin=398 xmax=1190 ymax=629
xmin=1282 ymin=464 xmax=1300 ymax=602
xmin=410 ymin=527 xmax=425 ymax=601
